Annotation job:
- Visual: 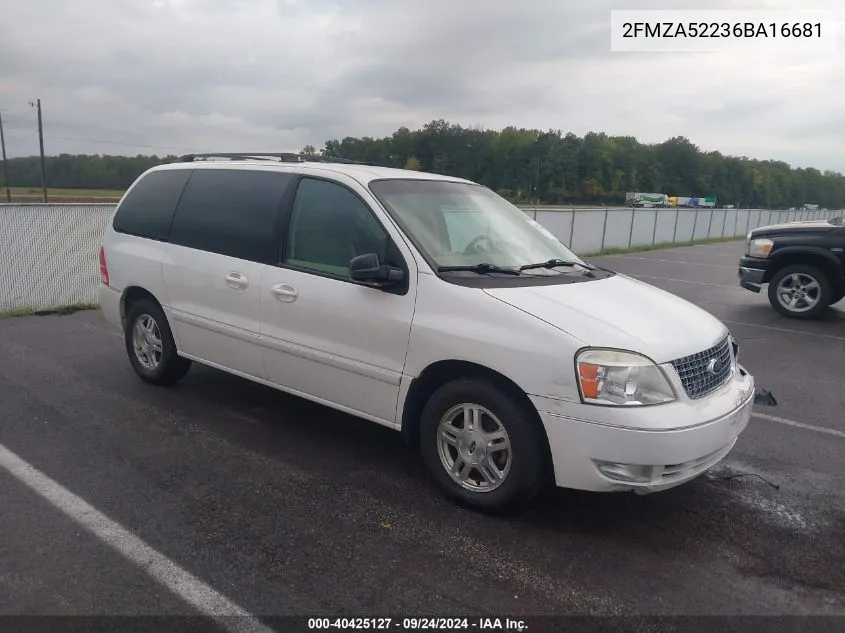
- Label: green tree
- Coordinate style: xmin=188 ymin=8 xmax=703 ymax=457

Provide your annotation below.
xmin=4 ymin=120 xmax=844 ymax=208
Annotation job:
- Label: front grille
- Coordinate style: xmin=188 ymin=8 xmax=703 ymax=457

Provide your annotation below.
xmin=670 ymin=336 xmax=733 ymax=399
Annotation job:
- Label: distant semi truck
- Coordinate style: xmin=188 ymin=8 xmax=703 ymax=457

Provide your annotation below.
xmin=626 ymin=192 xmax=668 ymax=207
xmin=628 ymin=193 xmax=717 ymax=208
xmin=673 ymin=196 xmax=717 ymax=208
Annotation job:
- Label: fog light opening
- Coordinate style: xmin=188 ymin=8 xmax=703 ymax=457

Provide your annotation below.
xmin=594 ymin=460 xmax=653 ymax=483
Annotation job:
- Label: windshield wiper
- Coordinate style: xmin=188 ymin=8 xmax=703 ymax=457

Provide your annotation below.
xmin=437 ymin=263 xmax=522 ymax=276
xmin=519 ymin=258 xmax=597 ymax=272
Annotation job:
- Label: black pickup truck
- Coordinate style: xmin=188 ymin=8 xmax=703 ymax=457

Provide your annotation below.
xmin=738 ymin=215 xmax=845 ymax=319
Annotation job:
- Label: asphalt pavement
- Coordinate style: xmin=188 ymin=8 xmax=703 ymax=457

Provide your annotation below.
xmin=0 ymin=240 xmax=842 ymax=628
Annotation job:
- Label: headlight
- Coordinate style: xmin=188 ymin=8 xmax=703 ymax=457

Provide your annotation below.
xmin=747 ymin=238 xmax=773 ymax=258
xmin=576 ymin=349 xmax=676 ymax=406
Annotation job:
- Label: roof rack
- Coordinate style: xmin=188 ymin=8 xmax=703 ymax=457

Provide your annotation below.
xmin=177 ymin=152 xmax=373 ymax=166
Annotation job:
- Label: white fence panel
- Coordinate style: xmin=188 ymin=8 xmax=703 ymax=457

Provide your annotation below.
xmin=710 ymin=209 xmax=727 ymax=237
xmin=570 ymin=210 xmax=605 ymax=253
xmin=674 ymin=210 xmax=696 ymax=242
xmin=630 ymin=209 xmax=656 ymax=248
xmin=533 ymin=210 xmax=573 ymax=246
xmin=1 ymin=203 xmax=842 ymax=312
xmin=602 ymin=209 xmax=635 ymax=250
xmin=654 ymin=209 xmax=676 ymax=244
xmin=690 ymin=209 xmax=710 ymax=240
xmin=1 ymin=204 xmax=115 ymax=311
xmin=734 ymin=209 xmax=749 ymax=237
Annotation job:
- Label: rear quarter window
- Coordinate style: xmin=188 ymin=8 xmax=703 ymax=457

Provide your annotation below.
xmin=168 ymin=169 xmax=293 ymax=263
xmin=112 ymin=168 xmax=192 ymax=240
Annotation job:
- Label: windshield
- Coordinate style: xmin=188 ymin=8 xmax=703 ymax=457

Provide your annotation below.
xmin=369 ymin=179 xmax=583 ymax=271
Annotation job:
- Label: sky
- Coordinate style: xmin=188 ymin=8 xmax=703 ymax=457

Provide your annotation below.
xmin=1 ymin=0 xmax=843 ymax=172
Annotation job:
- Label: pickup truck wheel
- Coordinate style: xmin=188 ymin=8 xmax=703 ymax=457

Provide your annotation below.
xmin=419 ymin=379 xmax=545 ymax=513
xmin=767 ymin=264 xmax=831 ymax=319
xmin=125 ymin=299 xmax=192 ymax=385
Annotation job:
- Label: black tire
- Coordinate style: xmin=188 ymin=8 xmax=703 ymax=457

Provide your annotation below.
xmin=832 ymin=289 xmax=844 ymax=305
xmin=124 ymin=298 xmax=191 ymax=385
xmin=767 ymin=264 xmax=832 ymax=320
xmin=419 ymin=378 xmax=546 ymax=512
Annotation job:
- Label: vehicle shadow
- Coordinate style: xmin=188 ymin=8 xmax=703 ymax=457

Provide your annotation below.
xmin=168 ymin=364 xmax=844 ymax=598
xmin=728 ymin=302 xmax=845 ymax=324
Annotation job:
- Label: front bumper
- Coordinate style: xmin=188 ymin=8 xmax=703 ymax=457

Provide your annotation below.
xmin=738 ymin=258 xmax=768 ymax=293
xmin=533 ymin=366 xmax=755 ymax=494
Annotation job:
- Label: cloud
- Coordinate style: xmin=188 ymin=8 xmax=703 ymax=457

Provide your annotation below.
xmin=0 ymin=0 xmax=841 ymax=172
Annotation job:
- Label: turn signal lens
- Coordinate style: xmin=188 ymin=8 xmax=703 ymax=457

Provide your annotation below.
xmin=577 ymin=363 xmax=600 ymax=399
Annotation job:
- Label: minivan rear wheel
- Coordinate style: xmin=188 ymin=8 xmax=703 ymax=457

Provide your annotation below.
xmin=419 ymin=379 xmax=545 ymax=512
xmin=124 ymin=299 xmax=191 ymax=385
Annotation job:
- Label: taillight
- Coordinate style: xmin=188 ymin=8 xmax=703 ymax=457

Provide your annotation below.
xmin=98 ymin=245 xmax=110 ymax=286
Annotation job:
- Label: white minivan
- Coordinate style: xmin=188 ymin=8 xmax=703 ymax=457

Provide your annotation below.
xmin=98 ymin=153 xmax=755 ymax=511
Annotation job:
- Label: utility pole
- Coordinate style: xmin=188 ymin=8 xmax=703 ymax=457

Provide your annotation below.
xmin=28 ymin=99 xmax=47 ymax=202
xmin=0 ymin=109 xmax=10 ymax=202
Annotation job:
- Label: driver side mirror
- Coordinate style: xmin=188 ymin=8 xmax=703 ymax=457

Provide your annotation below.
xmin=349 ymin=253 xmax=404 ymax=288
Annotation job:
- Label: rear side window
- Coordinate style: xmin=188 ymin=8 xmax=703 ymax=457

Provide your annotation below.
xmin=169 ymin=169 xmax=293 ymax=262
xmin=112 ymin=169 xmax=192 ymax=240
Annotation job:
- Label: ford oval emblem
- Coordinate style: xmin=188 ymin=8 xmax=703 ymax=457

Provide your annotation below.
xmin=707 ymin=358 xmax=722 ymax=375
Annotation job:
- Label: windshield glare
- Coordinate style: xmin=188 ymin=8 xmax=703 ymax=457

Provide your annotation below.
xmin=369 ymin=179 xmax=582 ymax=271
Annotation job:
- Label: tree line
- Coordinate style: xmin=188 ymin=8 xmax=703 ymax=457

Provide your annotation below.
xmin=0 ymin=153 xmax=178 ymax=192
xmin=2 ymin=119 xmax=844 ymax=208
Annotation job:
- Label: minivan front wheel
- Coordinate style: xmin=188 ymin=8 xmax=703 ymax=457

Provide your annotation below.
xmin=419 ymin=379 xmax=545 ymax=511
xmin=124 ymin=299 xmax=191 ymax=385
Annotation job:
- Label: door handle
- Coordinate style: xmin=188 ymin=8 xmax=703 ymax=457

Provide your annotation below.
xmin=271 ymin=283 xmax=299 ymax=302
xmin=225 ymin=272 xmax=249 ymax=290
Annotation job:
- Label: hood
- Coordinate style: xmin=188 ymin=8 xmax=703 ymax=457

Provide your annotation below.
xmin=484 ymin=275 xmax=727 ymax=364
xmin=751 ymin=220 xmax=835 ymax=236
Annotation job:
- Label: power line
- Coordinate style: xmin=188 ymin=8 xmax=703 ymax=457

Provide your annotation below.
xmin=5 ymin=131 xmax=36 ymax=141
xmin=45 ymin=135 xmax=202 ymax=153
xmin=0 ymin=112 xmax=202 ymax=152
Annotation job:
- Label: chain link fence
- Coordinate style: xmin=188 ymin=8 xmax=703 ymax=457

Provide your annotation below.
xmin=1 ymin=203 xmax=841 ymax=312
xmin=1 ymin=204 xmax=116 ymax=312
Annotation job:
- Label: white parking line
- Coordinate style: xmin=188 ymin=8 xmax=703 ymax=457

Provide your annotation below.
xmin=624 ymin=273 xmax=741 ymax=289
xmin=752 ymin=412 xmax=845 ymax=439
xmin=608 ymin=255 xmax=735 ymax=269
xmin=691 ymin=242 xmax=744 ymax=248
xmin=723 ymin=319 xmax=845 ymax=342
xmin=0 ymin=443 xmax=275 ymax=633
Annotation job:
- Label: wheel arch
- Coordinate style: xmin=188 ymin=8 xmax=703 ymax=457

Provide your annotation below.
xmin=120 ymin=286 xmax=165 ymax=329
xmin=400 ymin=359 xmax=554 ymax=482
xmin=765 ymin=249 xmax=844 ymax=291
